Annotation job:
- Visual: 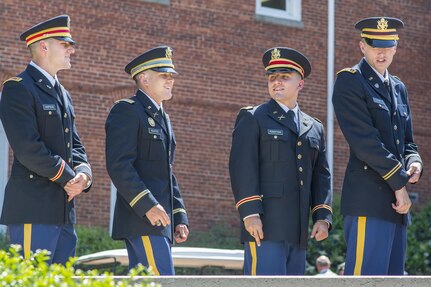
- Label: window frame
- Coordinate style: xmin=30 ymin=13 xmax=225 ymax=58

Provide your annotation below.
xmin=255 ymin=0 xmax=302 ymax=22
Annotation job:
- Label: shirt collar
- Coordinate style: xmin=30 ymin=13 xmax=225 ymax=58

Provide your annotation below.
xmin=29 ymin=61 xmax=57 ymax=86
xmin=364 ymin=58 xmax=389 ymax=83
xmin=140 ymin=89 xmax=162 ymax=111
xmin=276 ymin=100 xmax=299 ymax=117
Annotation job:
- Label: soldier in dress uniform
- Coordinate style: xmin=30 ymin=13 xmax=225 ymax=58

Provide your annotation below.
xmin=229 ymin=47 xmax=332 ymax=275
xmin=332 ymin=17 xmax=423 ymax=275
xmin=105 ymin=46 xmax=189 ymax=275
xmin=0 ymin=15 xmax=92 ymax=264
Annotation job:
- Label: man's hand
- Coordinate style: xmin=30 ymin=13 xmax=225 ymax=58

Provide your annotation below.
xmin=407 ymin=162 xmax=422 ymax=184
xmin=393 ymin=186 xmax=411 ymax=214
xmin=244 ymin=215 xmax=264 ymax=246
xmin=310 ymin=220 xmax=329 ymax=241
xmin=174 ymin=224 xmax=189 ymax=243
xmin=145 ymin=204 xmax=170 ymax=227
xmin=64 ymin=173 xmax=89 ymax=202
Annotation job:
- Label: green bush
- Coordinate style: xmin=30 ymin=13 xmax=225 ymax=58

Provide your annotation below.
xmin=406 ymin=203 xmax=431 ymax=275
xmin=306 ymin=195 xmax=345 ymax=275
xmin=75 ymin=226 xmax=124 ymax=256
xmin=0 ymin=245 xmax=158 ymax=287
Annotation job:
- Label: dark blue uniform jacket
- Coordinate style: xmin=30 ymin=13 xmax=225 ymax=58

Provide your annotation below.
xmin=332 ymin=59 xmax=422 ymax=225
xmin=229 ymin=99 xmax=332 ymax=249
xmin=0 ymin=64 xmax=92 ymax=225
xmin=105 ymin=90 xmax=188 ymax=241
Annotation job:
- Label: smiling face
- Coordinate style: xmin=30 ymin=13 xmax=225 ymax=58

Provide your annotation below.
xmin=359 ymin=40 xmax=397 ymax=75
xmin=267 ymin=71 xmax=304 ymax=108
xmin=138 ymin=70 xmax=176 ymax=105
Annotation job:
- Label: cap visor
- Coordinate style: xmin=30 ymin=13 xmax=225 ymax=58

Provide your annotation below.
xmin=151 ymin=67 xmax=178 ymax=74
xmin=364 ymin=38 xmax=396 ymax=48
xmin=54 ymin=36 xmax=76 ymax=45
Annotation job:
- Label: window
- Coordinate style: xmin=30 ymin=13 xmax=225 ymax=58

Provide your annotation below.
xmin=256 ymin=0 xmax=302 ymax=22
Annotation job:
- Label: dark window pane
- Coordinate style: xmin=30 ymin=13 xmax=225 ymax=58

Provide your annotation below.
xmin=261 ymin=0 xmax=286 ymax=10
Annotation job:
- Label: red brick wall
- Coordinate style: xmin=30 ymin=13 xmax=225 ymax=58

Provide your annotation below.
xmin=1 ymin=0 xmax=429 ymax=231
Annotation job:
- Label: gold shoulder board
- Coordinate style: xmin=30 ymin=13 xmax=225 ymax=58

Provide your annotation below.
xmin=2 ymin=77 xmax=23 ymax=85
xmin=115 ymin=99 xmax=135 ymax=104
xmin=336 ymin=68 xmax=357 ymax=75
xmin=240 ymin=106 xmax=253 ymax=110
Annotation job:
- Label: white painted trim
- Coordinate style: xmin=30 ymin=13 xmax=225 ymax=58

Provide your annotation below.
xmin=255 ymin=0 xmax=302 ymax=22
xmin=327 ymin=0 xmax=335 ymax=192
xmin=0 ymin=92 xmax=9 ymax=234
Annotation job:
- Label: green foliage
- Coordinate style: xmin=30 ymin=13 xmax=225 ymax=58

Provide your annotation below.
xmin=306 ymin=195 xmax=345 ymax=275
xmin=0 ymin=245 xmax=158 ymax=287
xmin=406 ymin=203 xmax=431 ymax=275
xmin=181 ymin=224 xmax=242 ymax=250
xmin=75 ymin=226 xmax=124 ymax=256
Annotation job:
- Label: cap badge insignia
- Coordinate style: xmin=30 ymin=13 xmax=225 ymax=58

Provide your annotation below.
xmin=166 ymin=47 xmax=173 ymax=59
xmin=148 ymin=117 xmax=156 ymax=127
xmin=271 ymin=48 xmax=281 ymax=60
xmin=377 ymin=18 xmax=388 ymax=30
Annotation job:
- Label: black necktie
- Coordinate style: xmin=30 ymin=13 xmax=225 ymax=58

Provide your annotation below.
xmin=384 ymin=79 xmax=391 ymax=94
xmin=287 ymin=110 xmax=298 ymax=133
xmin=54 ymin=81 xmax=66 ymax=108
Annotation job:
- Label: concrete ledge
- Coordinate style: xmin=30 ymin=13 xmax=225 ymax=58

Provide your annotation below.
xmin=112 ymin=275 xmax=431 ymax=287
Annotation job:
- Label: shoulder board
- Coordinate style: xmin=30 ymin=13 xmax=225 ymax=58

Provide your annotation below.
xmin=2 ymin=77 xmax=23 ymax=85
xmin=240 ymin=106 xmax=253 ymax=110
xmin=313 ymin=117 xmax=322 ymax=124
xmin=114 ymin=99 xmax=135 ymax=105
xmin=336 ymin=68 xmax=357 ymax=75
xmin=392 ymin=75 xmax=401 ymax=81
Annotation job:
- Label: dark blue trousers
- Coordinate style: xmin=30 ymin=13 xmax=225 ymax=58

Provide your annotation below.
xmin=344 ymin=215 xmax=406 ymax=275
xmin=9 ymin=223 xmax=77 ymax=265
xmin=243 ymin=240 xmax=306 ymax=275
xmin=125 ymin=235 xmax=174 ymax=275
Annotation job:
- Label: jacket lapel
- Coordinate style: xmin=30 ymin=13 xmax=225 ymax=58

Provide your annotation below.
xmin=136 ymin=90 xmax=168 ymax=134
xmin=358 ymin=59 xmax=391 ymax=103
xmin=26 ymin=65 xmax=64 ymax=107
xmin=298 ymin=110 xmax=312 ymax=137
xmin=266 ymin=99 xmax=298 ymax=134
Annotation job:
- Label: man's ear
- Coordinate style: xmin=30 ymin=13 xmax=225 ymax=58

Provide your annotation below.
xmin=298 ymin=79 xmax=304 ymax=90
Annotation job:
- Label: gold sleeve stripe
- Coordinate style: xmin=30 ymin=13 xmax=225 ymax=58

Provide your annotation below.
xmin=235 ymin=195 xmax=262 ymax=209
xmin=173 ymin=208 xmax=186 ymax=214
xmin=130 ymin=189 xmax=150 ymax=207
xmin=50 ymin=160 xmax=65 ymax=181
xmin=312 ymin=204 xmax=333 ymax=214
xmin=382 ymin=162 xmax=402 ymax=180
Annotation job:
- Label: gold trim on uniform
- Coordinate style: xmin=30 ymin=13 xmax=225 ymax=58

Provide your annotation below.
xmin=382 ymin=162 xmax=402 ymax=180
xmin=354 ymin=216 xmax=367 ymax=275
xmin=3 ymin=77 xmax=23 ymax=85
xmin=23 ymin=224 xmax=32 ymax=259
xmin=312 ymin=204 xmax=333 ymax=214
xmin=50 ymin=160 xmax=65 ymax=182
xmin=337 ymin=68 xmax=357 ymax=75
xmin=235 ymin=195 xmax=262 ymax=209
xmin=114 ymin=99 xmax=135 ymax=104
xmin=173 ymin=208 xmax=187 ymax=214
xmin=141 ymin=236 xmax=160 ymax=276
xmin=130 ymin=189 xmax=150 ymax=207
xmin=249 ymin=241 xmax=257 ymax=276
